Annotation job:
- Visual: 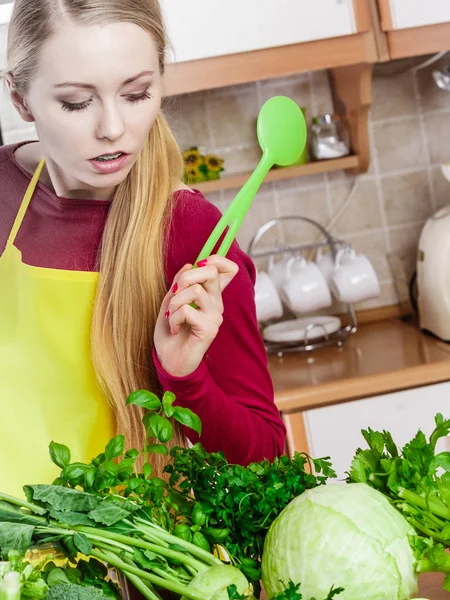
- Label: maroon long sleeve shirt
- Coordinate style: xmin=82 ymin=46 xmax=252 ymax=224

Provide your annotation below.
xmin=0 ymin=142 xmax=286 ymax=465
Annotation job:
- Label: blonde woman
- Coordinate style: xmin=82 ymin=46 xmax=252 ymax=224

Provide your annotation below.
xmin=0 ymin=0 xmax=285 ymax=502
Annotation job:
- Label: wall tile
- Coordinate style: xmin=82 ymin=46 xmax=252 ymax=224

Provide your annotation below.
xmin=388 ymin=223 xmax=424 ymax=281
xmin=382 ymin=170 xmax=432 ymax=226
xmin=373 ymin=117 xmax=426 ymax=174
xmin=423 ymin=112 xmax=450 ymax=165
xmin=235 ymin=191 xmax=278 ymax=252
xmin=207 ymin=88 xmax=259 ymax=148
xmin=329 ymin=179 xmax=382 ymax=236
xmin=417 ymin=61 xmax=450 ymax=114
xmin=311 ymin=70 xmax=334 ymax=116
xmin=166 ymin=92 xmax=212 ymax=152
xmin=431 ymin=165 xmax=450 ymax=211
xmin=276 ymin=185 xmax=329 ymax=245
xmin=218 ymin=144 xmax=262 ymax=176
xmin=371 ymin=73 xmax=417 ymax=122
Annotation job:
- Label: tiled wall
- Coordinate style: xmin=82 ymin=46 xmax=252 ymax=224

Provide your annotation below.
xmin=166 ymin=58 xmax=450 ymax=310
xmin=1 ymin=30 xmax=449 ymax=310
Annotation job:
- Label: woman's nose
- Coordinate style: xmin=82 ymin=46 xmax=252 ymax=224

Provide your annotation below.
xmin=95 ymin=103 xmax=125 ymax=141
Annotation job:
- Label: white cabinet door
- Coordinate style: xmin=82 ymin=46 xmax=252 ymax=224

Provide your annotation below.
xmin=304 ymin=381 xmax=450 ymax=480
xmin=383 ymin=0 xmax=450 ymax=30
xmin=162 ymin=0 xmax=357 ymax=64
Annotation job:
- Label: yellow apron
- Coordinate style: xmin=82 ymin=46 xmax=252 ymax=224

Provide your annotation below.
xmin=0 ymin=159 xmax=114 ymax=497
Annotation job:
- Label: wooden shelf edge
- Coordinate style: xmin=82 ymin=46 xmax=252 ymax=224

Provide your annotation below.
xmin=192 ymin=156 xmax=360 ymax=194
xmin=387 ymin=21 xmax=450 ymax=59
xmin=164 ymin=33 xmax=377 ymax=96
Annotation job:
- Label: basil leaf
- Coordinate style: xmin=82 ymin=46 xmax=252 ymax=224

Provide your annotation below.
xmin=149 ymin=414 xmax=173 ymax=443
xmin=162 ymin=391 xmax=176 ymax=418
xmin=146 ymin=443 xmax=169 ymax=456
xmin=126 ymin=390 xmax=161 ymax=411
xmin=49 ymin=441 xmax=71 ymax=469
xmin=104 ymin=435 xmax=125 ymax=461
xmin=173 ymin=407 xmax=202 ymax=435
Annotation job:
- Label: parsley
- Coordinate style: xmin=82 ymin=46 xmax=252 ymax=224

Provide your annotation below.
xmin=348 ymin=413 xmax=450 ymax=591
xmin=227 ymin=581 xmax=344 ymax=600
xmin=165 ymin=446 xmax=336 ymax=584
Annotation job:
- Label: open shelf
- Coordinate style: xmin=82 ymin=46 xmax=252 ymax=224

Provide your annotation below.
xmin=193 ymin=155 xmax=360 ymax=194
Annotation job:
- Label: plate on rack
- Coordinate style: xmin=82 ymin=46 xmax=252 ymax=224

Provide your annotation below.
xmin=263 ymin=316 xmax=342 ymax=344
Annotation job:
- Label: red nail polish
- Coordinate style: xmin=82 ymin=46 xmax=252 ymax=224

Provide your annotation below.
xmin=197 ymin=259 xmax=208 ymax=267
xmin=171 ymin=283 xmax=178 ymax=294
xmin=164 ymin=310 xmax=170 ymax=319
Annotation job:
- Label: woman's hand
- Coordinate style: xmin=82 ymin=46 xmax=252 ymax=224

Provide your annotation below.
xmin=153 ymin=255 xmax=239 ymax=377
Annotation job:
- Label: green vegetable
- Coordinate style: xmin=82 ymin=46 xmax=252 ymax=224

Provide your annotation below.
xmin=261 ymin=483 xmax=418 ymax=600
xmin=0 ymin=571 xmax=20 ymax=600
xmin=46 ymin=583 xmax=111 ymax=599
xmin=165 ymin=443 xmax=335 ymax=583
xmin=0 ymin=551 xmax=47 ymax=600
xmin=227 ymin=581 xmax=343 ymax=600
xmin=348 ymin=413 xmax=450 ymax=591
xmin=180 ymin=565 xmax=253 ymax=600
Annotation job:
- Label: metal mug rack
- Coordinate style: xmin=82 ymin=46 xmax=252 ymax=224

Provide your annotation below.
xmin=247 ymin=216 xmax=358 ymax=356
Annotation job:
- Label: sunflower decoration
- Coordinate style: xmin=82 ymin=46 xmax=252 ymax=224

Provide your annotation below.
xmin=182 ymin=146 xmax=225 ymax=184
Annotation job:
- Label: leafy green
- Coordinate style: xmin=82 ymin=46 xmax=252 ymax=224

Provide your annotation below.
xmin=0 ymin=550 xmax=48 ymax=599
xmin=165 ymin=444 xmax=335 ymax=582
xmin=348 ymin=413 xmax=450 ymax=586
xmin=227 ymin=581 xmax=344 ymax=600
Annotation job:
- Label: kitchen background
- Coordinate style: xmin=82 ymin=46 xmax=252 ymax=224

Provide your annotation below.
xmin=0 ymin=23 xmax=448 ymax=314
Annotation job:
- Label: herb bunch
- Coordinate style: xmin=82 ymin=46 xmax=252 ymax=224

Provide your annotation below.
xmin=227 ymin=581 xmax=344 ymax=600
xmin=348 ymin=413 xmax=450 ymax=590
xmin=165 ymin=444 xmax=336 ymax=583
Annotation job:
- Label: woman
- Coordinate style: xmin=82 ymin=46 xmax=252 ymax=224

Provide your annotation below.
xmin=0 ymin=0 xmax=285 ymax=500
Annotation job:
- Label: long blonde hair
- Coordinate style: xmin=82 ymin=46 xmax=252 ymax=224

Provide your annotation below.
xmin=7 ymin=0 xmax=186 ymax=474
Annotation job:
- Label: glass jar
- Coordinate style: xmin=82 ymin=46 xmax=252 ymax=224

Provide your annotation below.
xmin=309 ymin=114 xmax=351 ymax=161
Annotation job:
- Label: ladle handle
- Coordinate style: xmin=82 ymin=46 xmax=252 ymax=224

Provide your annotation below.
xmin=193 ymin=152 xmax=273 ymax=265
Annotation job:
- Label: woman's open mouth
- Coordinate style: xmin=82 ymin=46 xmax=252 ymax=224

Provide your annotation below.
xmin=89 ymin=151 xmax=130 ymax=174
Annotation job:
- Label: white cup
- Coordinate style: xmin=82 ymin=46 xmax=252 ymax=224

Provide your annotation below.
xmin=331 ymin=248 xmax=380 ymax=303
xmin=268 ymin=254 xmax=292 ymax=293
xmin=316 ymin=247 xmax=335 ymax=285
xmin=254 ymin=271 xmax=283 ymax=323
xmin=282 ymin=256 xmax=332 ymax=314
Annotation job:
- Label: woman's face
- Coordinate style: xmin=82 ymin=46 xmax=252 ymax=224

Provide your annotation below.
xmin=21 ymin=21 xmax=163 ymax=196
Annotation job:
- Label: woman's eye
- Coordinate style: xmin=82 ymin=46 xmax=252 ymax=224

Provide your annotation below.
xmin=61 ymin=99 xmax=93 ymax=112
xmin=125 ymin=91 xmax=153 ymax=104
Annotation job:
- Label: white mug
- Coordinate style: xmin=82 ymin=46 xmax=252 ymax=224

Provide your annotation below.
xmin=282 ymin=256 xmax=332 ymax=314
xmin=316 ymin=247 xmax=335 ymax=285
xmin=254 ymin=271 xmax=283 ymax=323
xmin=331 ymin=248 xmax=380 ymax=303
xmin=268 ymin=254 xmax=292 ymax=293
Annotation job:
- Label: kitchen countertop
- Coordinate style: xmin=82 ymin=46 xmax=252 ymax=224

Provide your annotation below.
xmin=268 ymin=318 xmax=450 ymax=413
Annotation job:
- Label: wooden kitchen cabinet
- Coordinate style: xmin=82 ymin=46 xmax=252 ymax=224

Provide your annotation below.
xmin=376 ymin=0 xmax=450 ymax=59
xmin=297 ymin=381 xmax=450 ymax=479
xmin=162 ymin=0 xmax=364 ymax=64
xmin=378 ymin=0 xmax=450 ymax=31
xmin=163 ymin=0 xmax=376 ymax=96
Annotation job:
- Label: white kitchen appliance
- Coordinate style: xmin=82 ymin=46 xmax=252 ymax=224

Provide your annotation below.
xmin=417 ymin=163 xmax=450 ymax=341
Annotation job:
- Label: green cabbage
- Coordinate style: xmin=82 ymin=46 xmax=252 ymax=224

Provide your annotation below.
xmin=261 ymin=483 xmax=418 ymax=600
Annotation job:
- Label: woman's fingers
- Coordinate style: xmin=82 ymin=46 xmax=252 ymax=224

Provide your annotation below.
xmin=167 ymin=282 xmax=222 ymax=327
xmin=168 ymin=301 xmax=223 ymax=338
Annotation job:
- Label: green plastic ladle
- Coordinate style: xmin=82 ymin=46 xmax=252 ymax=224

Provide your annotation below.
xmin=193 ymin=95 xmax=307 ymax=265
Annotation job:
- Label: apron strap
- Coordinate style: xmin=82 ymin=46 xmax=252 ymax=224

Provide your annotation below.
xmin=7 ymin=158 xmax=46 ymax=246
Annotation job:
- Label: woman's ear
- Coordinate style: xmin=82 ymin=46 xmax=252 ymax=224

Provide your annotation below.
xmin=4 ymin=72 xmax=35 ymax=123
